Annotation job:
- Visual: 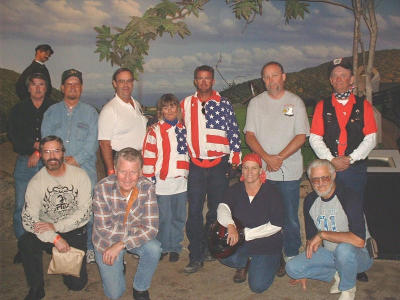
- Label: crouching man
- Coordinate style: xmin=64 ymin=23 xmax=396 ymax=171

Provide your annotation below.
xmin=286 ymin=159 xmax=373 ymax=300
xmin=19 ymin=135 xmax=92 ymax=300
xmin=92 ymin=147 xmax=161 ymax=300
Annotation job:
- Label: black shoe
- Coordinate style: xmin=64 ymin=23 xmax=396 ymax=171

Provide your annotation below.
xmin=357 ymin=272 xmax=369 ymax=282
xmin=184 ymin=261 xmax=203 ymax=273
xmin=276 ymin=255 xmax=286 ymax=277
xmin=159 ymin=253 xmax=168 ymax=261
xmin=169 ymin=252 xmax=179 ymax=262
xmin=123 ymin=258 xmax=127 ymax=274
xmin=204 ymin=249 xmax=216 ymax=262
xmin=133 ymin=288 xmax=150 ymax=300
xmin=24 ymin=287 xmax=45 ymax=300
xmin=14 ymin=251 xmax=22 ymax=264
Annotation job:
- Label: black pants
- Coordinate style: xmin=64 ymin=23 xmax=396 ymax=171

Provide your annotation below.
xmin=18 ymin=226 xmax=88 ymax=291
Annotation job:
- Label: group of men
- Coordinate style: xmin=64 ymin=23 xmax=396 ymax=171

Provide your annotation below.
xmin=9 ymin=43 xmax=376 ymax=300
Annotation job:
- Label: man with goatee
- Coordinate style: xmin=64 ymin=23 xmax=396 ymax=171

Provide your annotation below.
xmin=8 ymin=73 xmax=55 ymax=264
xmin=19 ymin=136 xmax=92 ymax=300
xmin=41 ymin=69 xmax=98 ymax=263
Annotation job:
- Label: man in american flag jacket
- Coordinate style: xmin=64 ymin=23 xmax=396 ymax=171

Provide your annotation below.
xmin=181 ymin=65 xmax=242 ymax=273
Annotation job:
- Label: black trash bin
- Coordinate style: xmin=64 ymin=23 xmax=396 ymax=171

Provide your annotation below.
xmin=365 ymin=150 xmax=400 ymax=260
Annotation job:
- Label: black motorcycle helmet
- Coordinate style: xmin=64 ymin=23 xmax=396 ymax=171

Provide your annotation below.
xmin=208 ymin=218 xmax=245 ymax=259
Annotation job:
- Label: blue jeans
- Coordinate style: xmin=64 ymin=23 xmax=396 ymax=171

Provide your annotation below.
xmin=186 ymin=156 xmax=229 ymax=262
xmin=269 ymin=180 xmax=301 ymax=257
xmin=87 ymin=215 xmax=94 ymax=251
xmin=94 ymin=239 xmax=161 ymax=300
xmin=220 ymin=243 xmax=280 ymax=293
xmin=156 ymin=192 xmax=187 ymax=253
xmin=286 ymin=243 xmax=373 ymax=291
xmin=336 ymin=162 xmax=367 ymax=204
xmin=13 ymin=155 xmax=43 ymax=239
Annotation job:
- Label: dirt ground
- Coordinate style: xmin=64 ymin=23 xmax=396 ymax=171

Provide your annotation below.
xmin=1 ymin=141 xmax=399 ymax=300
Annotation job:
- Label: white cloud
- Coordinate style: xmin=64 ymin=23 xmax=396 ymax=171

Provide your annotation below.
xmin=111 ymin=0 xmax=143 ymax=20
xmin=389 ymin=15 xmax=400 ymax=26
xmin=186 ymin=12 xmax=217 ymax=34
xmin=376 ymin=14 xmax=388 ymax=30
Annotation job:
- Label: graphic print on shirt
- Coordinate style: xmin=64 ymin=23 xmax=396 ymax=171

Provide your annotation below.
xmin=43 ymin=185 xmax=78 ymax=221
xmin=316 ymin=208 xmax=338 ymax=232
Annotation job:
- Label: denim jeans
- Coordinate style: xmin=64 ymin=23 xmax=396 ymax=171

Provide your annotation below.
xmin=220 ymin=243 xmax=280 ymax=293
xmin=87 ymin=215 xmax=94 ymax=251
xmin=13 ymin=155 xmax=43 ymax=239
xmin=269 ymin=180 xmax=301 ymax=257
xmin=18 ymin=226 xmax=88 ymax=291
xmin=286 ymin=243 xmax=373 ymax=291
xmin=186 ymin=156 xmax=229 ymax=262
xmin=156 ymin=192 xmax=187 ymax=253
xmin=95 ymin=239 xmax=161 ymax=300
xmin=336 ymin=161 xmax=367 ymax=204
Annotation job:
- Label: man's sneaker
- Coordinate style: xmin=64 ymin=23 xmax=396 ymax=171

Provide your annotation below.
xmin=133 ymin=288 xmax=150 ymax=300
xmin=356 ymin=272 xmax=368 ymax=282
xmin=86 ymin=249 xmax=95 ymax=264
xmin=169 ymin=252 xmax=179 ymax=262
xmin=338 ymin=286 xmax=356 ymax=300
xmin=330 ymin=271 xmax=340 ymax=294
xmin=204 ymin=249 xmax=216 ymax=262
xmin=184 ymin=261 xmax=203 ymax=273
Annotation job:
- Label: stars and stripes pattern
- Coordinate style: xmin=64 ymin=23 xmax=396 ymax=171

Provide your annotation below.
xmin=142 ymin=121 xmax=189 ymax=181
xmin=181 ymin=91 xmax=241 ymax=165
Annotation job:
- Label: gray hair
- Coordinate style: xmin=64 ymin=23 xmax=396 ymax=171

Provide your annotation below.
xmin=307 ymin=159 xmax=336 ymax=179
xmin=39 ymin=135 xmax=65 ymax=152
xmin=114 ymin=147 xmax=143 ymax=169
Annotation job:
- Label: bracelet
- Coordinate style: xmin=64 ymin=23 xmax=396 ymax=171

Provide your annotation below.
xmin=318 ymin=231 xmax=323 ymax=240
xmin=53 ymin=234 xmax=61 ymax=244
xmin=107 ymin=169 xmax=115 ymax=175
xmin=34 ymin=150 xmax=40 ymax=158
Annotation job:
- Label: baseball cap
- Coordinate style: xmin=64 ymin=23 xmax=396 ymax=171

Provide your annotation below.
xmin=328 ymin=57 xmax=353 ymax=76
xmin=61 ymin=69 xmax=83 ymax=84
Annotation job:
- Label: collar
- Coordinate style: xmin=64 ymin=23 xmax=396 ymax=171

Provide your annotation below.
xmin=193 ymin=90 xmax=221 ymax=103
xmin=332 ymin=93 xmax=355 ymax=107
xmin=115 ymin=93 xmax=135 ymax=105
xmin=34 ymin=60 xmax=44 ymax=65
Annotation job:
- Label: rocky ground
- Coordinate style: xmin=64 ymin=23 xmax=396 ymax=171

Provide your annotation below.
xmin=1 ymin=141 xmax=399 ymax=300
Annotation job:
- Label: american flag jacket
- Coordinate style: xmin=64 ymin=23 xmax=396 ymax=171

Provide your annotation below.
xmin=181 ymin=90 xmax=241 ymax=166
xmin=142 ymin=120 xmax=189 ymax=181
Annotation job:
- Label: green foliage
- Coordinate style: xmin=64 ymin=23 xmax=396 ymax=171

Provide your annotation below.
xmin=94 ymin=0 xmax=207 ymax=76
xmin=226 ymin=0 xmax=263 ymax=22
xmin=284 ymin=0 xmax=310 ymax=23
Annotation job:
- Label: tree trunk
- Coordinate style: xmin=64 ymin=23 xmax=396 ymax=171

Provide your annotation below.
xmin=352 ymin=0 xmax=362 ymax=95
xmin=365 ymin=0 xmax=378 ymax=104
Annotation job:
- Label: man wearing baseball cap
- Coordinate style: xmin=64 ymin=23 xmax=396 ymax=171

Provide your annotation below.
xmin=16 ymin=44 xmax=54 ymax=101
xmin=41 ymin=69 xmax=99 ymax=263
xmin=309 ymin=58 xmax=377 ymax=282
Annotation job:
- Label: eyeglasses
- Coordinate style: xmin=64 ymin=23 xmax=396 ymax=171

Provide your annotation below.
xmin=310 ymin=175 xmax=331 ymax=185
xmin=201 ymin=101 xmax=206 ymax=115
xmin=116 ymin=79 xmax=134 ymax=85
xmin=42 ymin=149 xmax=63 ymax=155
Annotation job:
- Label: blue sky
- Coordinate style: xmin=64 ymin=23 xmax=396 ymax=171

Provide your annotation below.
xmin=1 ymin=0 xmax=399 ymax=107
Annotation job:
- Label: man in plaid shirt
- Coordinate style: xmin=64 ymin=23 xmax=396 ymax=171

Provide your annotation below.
xmin=92 ymin=148 xmax=161 ymax=300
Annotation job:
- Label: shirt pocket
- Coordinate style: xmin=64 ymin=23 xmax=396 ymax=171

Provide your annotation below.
xmin=76 ymin=122 xmax=90 ymax=141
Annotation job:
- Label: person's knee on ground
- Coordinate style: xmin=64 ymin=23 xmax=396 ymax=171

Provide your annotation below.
xmin=285 ymin=254 xmax=305 ymax=279
xmin=248 ymin=275 xmax=274 ymax=294
xmin=334 ymin=243 xmax=357 ymax=270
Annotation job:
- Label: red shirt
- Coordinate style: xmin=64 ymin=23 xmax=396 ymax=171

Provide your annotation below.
xmin=310 ymin=94 xmax=377 ymax=156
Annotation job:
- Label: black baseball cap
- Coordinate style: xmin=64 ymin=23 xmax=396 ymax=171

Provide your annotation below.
xmin=61 ymin=69 xmax=83 ymax=84
xmin=35 ymin=44 xmax=54 ymax=55
xmin=328 ymin=57 xmax=353 ymax=76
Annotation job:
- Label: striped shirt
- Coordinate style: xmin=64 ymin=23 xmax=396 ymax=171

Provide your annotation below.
xmin=181 ymin=90 xmax=241 ymax=165
xmin=142 ymin=120 xmax=189 ymax=195
xmin=92 ymin=176 xmax=158 ymax=252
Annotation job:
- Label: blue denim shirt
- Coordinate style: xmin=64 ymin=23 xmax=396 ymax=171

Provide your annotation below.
xmin=41 ymin=101 xmax=99 ymax=186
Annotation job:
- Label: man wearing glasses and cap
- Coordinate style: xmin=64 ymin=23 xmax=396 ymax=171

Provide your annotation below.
xmin=16 ymin=44 xmax=54 ymax=101
xmin=309 ymin=58 xmax=377 ymax=282
xmin=180 ymin=65 xmax=242 ymax=273
xmin=41 ymin=69 xmax=99 ymax=264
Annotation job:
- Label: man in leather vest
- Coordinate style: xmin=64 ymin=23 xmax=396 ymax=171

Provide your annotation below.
xmin=309 ymin=58 xmax=377 ymax=282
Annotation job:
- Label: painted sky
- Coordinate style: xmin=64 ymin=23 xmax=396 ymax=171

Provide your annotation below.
xmin=1 ymin=0 xmax=399 ymax=107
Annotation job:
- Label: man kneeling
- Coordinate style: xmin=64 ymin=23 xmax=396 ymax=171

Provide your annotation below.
xmin=92 ymin=148 xmax=161 ymax=300
xmin=286 ymin=159 xmax=373 ymax=300
xmin=19 ymin=136 xmax=92 ymax=300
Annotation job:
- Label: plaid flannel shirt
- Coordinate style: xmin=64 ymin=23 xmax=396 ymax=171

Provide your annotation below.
xmin=92 ymin=175 xmax=159 ymax=252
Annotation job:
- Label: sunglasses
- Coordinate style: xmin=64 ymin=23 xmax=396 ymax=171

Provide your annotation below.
xmin=201 ymin=101 xmax=206 ymax=115
xmin=310 ymin=175 xmax=331 ymax=185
